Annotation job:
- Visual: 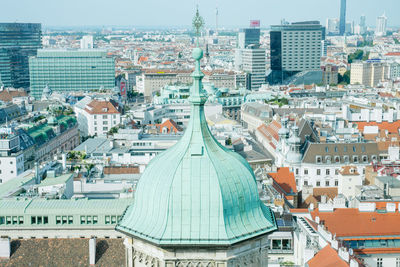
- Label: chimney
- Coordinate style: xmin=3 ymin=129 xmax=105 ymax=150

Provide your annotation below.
xmin=89 ymin=237 xmax=96 ymax=265
xmin=0 ymin=238 xmax=10 ymax=259
xmin=315 ymin=216 xmax=320 ymax=224
xmin=35 ymin=162 xmax=40 ymax=184
xmin=62 ymin=153 xmax=66 ymax=170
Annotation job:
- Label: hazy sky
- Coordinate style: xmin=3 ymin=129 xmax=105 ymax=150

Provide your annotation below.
xmin=2 ymin=0 xmax=399 ymax=28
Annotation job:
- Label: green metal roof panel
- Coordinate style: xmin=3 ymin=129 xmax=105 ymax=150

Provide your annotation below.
xmin=0 ymin=172 xmax=36 ymax=198
xmin=116 ymin=47 xmax=277 ymax=245
xmin=0 ymin=198 xmax=131 ymax=215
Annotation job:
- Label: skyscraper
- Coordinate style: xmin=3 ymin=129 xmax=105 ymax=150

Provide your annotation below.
xmin=235 ymin=22 xmax=265 ymax=90
xmin=0 ymin=23 xmax=42 ymax=89
xmin=360 ymin=15 xmax=367 ymax=34
xmin=237 ymin=28 xmax=260 ymax=49
xmin=29 ymin=49 xmax=115 ymax=99
xmin=269 ymin=21 xmax=325 ymax=84
xmin=375 ymin=13 xmax=388 ymax=36
xmin=339 ymin=0 xmax=346 ymax=36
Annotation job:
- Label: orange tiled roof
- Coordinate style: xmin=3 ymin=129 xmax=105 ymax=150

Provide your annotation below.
xmin=307 ymin=245 xmax=349 ymax=267
xmin=84 ymin=100 xmax=120 ymax=115
xmin=356 ymin=121 xmax=400 ymax=134
xmin=0 ymin=89 xmax=27 ymax=102
xmin=385 ymin=52 xmax=400 ymax=56
xmin=149 ymin=119 xmax=183 ymax=134
xmin=311 ymin=208 xmax=400 ymax=237
xmin=268 ymin=167 xmax=297 ymax=195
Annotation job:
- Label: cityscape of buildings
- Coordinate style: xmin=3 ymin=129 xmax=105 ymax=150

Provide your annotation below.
xmin=0 ymin=1 xmax=400 ymax=267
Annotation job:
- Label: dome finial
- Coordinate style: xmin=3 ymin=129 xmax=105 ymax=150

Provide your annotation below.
xmin=192 ymin=6 xmax=204 ymax=47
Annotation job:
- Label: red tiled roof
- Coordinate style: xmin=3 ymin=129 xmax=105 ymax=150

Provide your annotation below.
xmin=0 ymin=89 xmax=27 ymax=102
xmin=385 ymin=52 xmax=400 ymax=56
xmin=311 ymin=208 xmax=400 ymax=237
xmin=268 ymin=167 xmax=297 ymax=195
xmin=355 ymin=121 xmax=400 ymax=134
xmin=84 ymin=100 xmax=120 ymax=115
xmin=149 ymin=119 xmax=183 ymax=134
xmin=307 ymin=245 xmax=349 ymax=267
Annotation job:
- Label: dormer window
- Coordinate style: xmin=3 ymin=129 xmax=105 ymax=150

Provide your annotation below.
xmin=362 ymin=155 xmax=368 ymax=163
xmin=334 ymin=156 xmax=340 ymax=163
xmin=325 ymin=156 xmax=331 ymax=163
xmin=343 ymin=156 xmax=349 ymax=163
xmin=353 ymin=156 xmax=359 ymax=163
xmin=316 ymin=156 xmax=322 ymax=164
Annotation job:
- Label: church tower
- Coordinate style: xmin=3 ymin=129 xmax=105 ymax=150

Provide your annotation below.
xmin=116 ymin=9 xmax=277 ymax=267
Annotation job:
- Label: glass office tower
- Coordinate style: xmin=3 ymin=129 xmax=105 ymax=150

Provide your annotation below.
xmin=29 ymin=50 xmax=115 ymax=99
xmin=0 ymin=23 xmax=42 ymax=88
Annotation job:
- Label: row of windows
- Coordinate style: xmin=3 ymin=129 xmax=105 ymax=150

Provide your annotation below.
xmin=301 ymin=180 xmax=339 ymax=186
xmin=315 ymin=155 xmax=377 ymax=164
xmin=0 ymin=215 xmax=121 ymax=226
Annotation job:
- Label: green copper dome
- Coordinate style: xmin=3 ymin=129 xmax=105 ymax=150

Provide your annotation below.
xmin=116 ymin=47 xmax=276 ymax=246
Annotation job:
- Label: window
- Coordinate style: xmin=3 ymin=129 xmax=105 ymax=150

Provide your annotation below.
xmin=335 ymin=180 xmax=339 ymax=186
xmin=304 ymin=180 xmax=309 ymax=186
xmin=31 ymin=216 xmax=36 ymax=224
xmin=304 ymin=169 xmax=308 ymax=175
xmin=334 ymin=156 xmax=340 ymax=163
xmin=317 ymin=169 xmax=321 ymax=175
xmin=396 ymin=258 xmax=400 ymax=267
xmin=56 ymin=216 xmax=61 ymax=225
xmin=105 ymin=215 xmax=110 ymax=224
xmin=80 ymin=216 xmax=86 ymax=224
xmin=334 ymin=146 xmax=338 ymax=152
xmin=353 ymin=146 xmax=356 ymax=152
xmin=325 ymin=147 xmax=329 ymax=153
xmin=103 ymin=127 xmax=108 ymax=131
xmin=377 ymin=258 xmax=383 ymax=267
xmin=0 ymin=216 xmax=4 ymax=225
xmin=103 ymin=120 xmax=108 ymax=125
xmin=295 ymin=169 xmax=299 ymax=175
xmin=325 ymin=181 xmax=330 ymax=186
xmin=326 ymin=169 xmax=330 ymax=175
xmin=272 ymin=239 xmax=282 ymax=250
xmin=316 ymin=156 xmax=322 ymax=164
xmin=316 ymin=181 xmax=321 ymax=186
xmin=102 ymin=115 xmax=108 ymax=119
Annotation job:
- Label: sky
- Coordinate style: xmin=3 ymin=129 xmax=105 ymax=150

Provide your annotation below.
xmin=2 ymin=0 xmax=399 ymax=28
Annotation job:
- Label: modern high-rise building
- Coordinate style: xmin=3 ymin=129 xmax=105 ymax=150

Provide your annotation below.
xmin=339 ymin=0 xmax=346 ymax=35
xmin=360 ymin=15 xmax=367 ymax=34
xmin=237 ymin=28 xmax=260 ymax=49
xmin=269 ymin=21 xmax=325 ymax=84
xmin=80 ymin=35 xmax=94 ymax=49
xmin=241 ymin=44 xmax=266 ymax=90
xmin=375 ymin=13 xmax=387 ymax=36
xmin=29 ymin=49 xmax=115 ymax=99
xmin=0 ymin=23 xmax=42 ymax=89
xmin=235 ymin=24 xmax=265 ymax=90
xmin=326 ymin=18 xmax=339 ymax=35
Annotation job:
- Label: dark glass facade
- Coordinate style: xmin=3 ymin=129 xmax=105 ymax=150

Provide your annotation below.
xmin=270 ymin=31 xmax=282 ymax=71
xmin=339 ymin=0 xmax=346 ymax=35
xmin=238 ymin=28 xmax=260 ymax=48
xmin=0 ymin=23 xmax=42 ymax=88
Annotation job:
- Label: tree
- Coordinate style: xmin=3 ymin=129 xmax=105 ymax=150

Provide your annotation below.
xmin=338 ymin=70 xmax=351 ymax=85
xmin=348 ymin=50 xmax=364 ymax=64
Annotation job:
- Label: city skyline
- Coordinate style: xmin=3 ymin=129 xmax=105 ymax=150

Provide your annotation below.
xmin=2 ymin=0 xmax=400 ymax=28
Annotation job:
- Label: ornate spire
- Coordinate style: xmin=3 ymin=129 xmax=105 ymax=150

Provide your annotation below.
xmin=192 ymin=6 xmax=204 ymax=46
xmin=189 ymin=8 xmax=207 ymax=105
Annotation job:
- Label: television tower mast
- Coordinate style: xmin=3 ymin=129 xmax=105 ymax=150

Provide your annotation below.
xmin=215 ymin=1 xmax=219 ymax=36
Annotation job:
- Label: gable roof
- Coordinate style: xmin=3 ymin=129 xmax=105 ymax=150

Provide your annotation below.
xmin=307 ymin=245 xmax=348 ymax=267
xmin=311 ymin=208 xmax=400 ymax=238
xmin=84 ymin=100 xmax=120 ymax=115
xmin=268 ymin=167 xmax=297 ymax=195
xmin=356 ymin=121 xmax=400 ymax=134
